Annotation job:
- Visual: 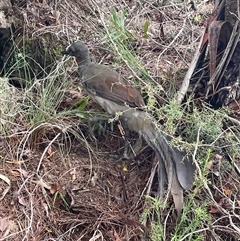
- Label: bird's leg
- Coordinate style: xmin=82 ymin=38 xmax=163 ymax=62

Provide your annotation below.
xmin=115 ymin=126 xmax=132 ymax=161
xmin=122 ymin=129 xmax=130 ymax=159
xmin=116 ymin=124 xmax=143 ymax=161
xmin=88 ymin=116 xmax=143 ymax=161
xmin=129 ymin=137 xmax=143 ymax=157
xmin=87 ymin=115 xmax=112 ymax=139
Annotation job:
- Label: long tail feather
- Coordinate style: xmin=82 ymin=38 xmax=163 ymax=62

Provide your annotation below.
xmin=121 ymin=109 xmax=195 ymax=216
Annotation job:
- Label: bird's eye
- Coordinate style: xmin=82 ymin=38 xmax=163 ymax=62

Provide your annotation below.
xmin=90 ymin=88 xmax=96 ymax=95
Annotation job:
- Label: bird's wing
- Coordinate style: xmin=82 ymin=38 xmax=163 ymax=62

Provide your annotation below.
xmin=83 ymin=65 xmax=145 ymax=108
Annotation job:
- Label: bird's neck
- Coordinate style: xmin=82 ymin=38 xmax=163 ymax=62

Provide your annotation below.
xmin=77 ymin=59 xmax=92 ymax=80
xmin=76 ymin=56 xmax=91 ymax=66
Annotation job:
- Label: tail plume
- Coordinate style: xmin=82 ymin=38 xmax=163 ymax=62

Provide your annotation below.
xmin=121 ymin=109 xmax=195 ymax=216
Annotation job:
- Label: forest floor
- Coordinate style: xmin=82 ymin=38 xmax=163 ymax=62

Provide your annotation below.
xmin=0 ymin=0 xmax=240 ymax=240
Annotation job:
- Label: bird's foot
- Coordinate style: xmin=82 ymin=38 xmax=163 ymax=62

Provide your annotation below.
xmin=113 ymin=138 xmax=143 ymax=162
xmin=87 ymin=115 xmax=112 ymax=139
xmin=113 ymin=152 xmax=135 ymax=162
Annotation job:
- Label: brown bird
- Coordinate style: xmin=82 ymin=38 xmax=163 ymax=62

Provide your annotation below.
xmin=64 ymin=41 xmax=195 ymax=217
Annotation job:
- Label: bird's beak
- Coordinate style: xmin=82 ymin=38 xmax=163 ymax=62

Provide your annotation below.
xmin=62 ymin=44 xmax=73 ymax=55
xmin=62 ymin=49 xmax=69 ymax=55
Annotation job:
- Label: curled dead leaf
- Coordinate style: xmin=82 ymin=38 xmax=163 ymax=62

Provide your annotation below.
xmin=113 ymin=228 xmax=121 ymax=241
xmin=209 ymin=198 xmax=225 ymax=214
xmin=91 ymin=172 xmax=98 ymax=187
xmin=209 ymin=204 xmax=219 ymax=214
xmin=11 ymin=169 xmax=29 ymax=178
xmin=47 ymin=146 xmax=56 ymax=159
xmin=18 ymin=196 xmax=27 ymax=206
xmin=70 ymin=169 xmax=76 ymax=181
xmin=50 ymin=184 xmax=58 ymax=194
xmin=224 ymin=189 xmax=232 ymax=196
xmin=0 ymin=174 xmax=11 ymax=201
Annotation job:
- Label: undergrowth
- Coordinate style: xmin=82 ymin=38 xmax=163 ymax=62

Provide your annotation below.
xmin=1 ymin=1 xmax=240 ymax=240
xmin=99 ymin=6 xmax=240 ymax=240
xmin=0 ymin=36 xmax=91 ymax=159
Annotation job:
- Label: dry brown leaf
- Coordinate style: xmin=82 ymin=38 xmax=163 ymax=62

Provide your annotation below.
xmin=0 ymin=217 xmax=9 ymax=232
xmin=70 ymin=169 xmax=76 ymax=181
xmin=209 ymin=204 xmax=219 ymax=214
xmin=113 ymin=229 xmax=121 ymax=241
xmin=207 ymin=160 xmax=213 ymax=170
xmin=0 ymin=174 xmax=11 ymax=201
xmin=6 ymin=160 xmax=25 ymax=164
xmin=214 ymin=154 xmax=223 ymax=160
xmin=10 ymin=170 xmax=21 ymax=177
xmin=11 ymin=169 xmax=29 ymax=178
xmin=47 ymin=145 xmax=52 ymax=155
xmin=224 ymin=189 xmax=232 ymax=196
xmin=50 ymin=184 xmax=58 ymax=194
xmin=219 ymin=198 xmax=225 ymax=205
xmin=91 ymin=172 xmax=98 ymax=187
xmin=209 ymin=198 xmax=225 ymax=214
xmin=18 ymin=196 xmax=27 ymax=206
xmin=47 ymin=146 xmax=56 ymax=158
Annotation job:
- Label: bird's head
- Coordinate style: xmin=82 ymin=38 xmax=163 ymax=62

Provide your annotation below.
xmin=64 ymin=41 xmax=90 ymax=62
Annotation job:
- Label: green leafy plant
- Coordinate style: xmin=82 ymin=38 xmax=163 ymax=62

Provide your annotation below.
xmin=102 ymin=8 xmax=157 ymax=88
xmin=143 ymin=20 xmax=150 ymax=38
xmin=140 ymin=196 xmax=165 ymax=240
xmin=109 ymin=8 xmax=134 ymax=45
xmin=53 ymin=191 xmax=71 ymax=211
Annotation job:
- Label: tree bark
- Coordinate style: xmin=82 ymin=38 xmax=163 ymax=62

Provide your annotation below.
xmin=225 ymin=0 xmax=239 ymax=26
